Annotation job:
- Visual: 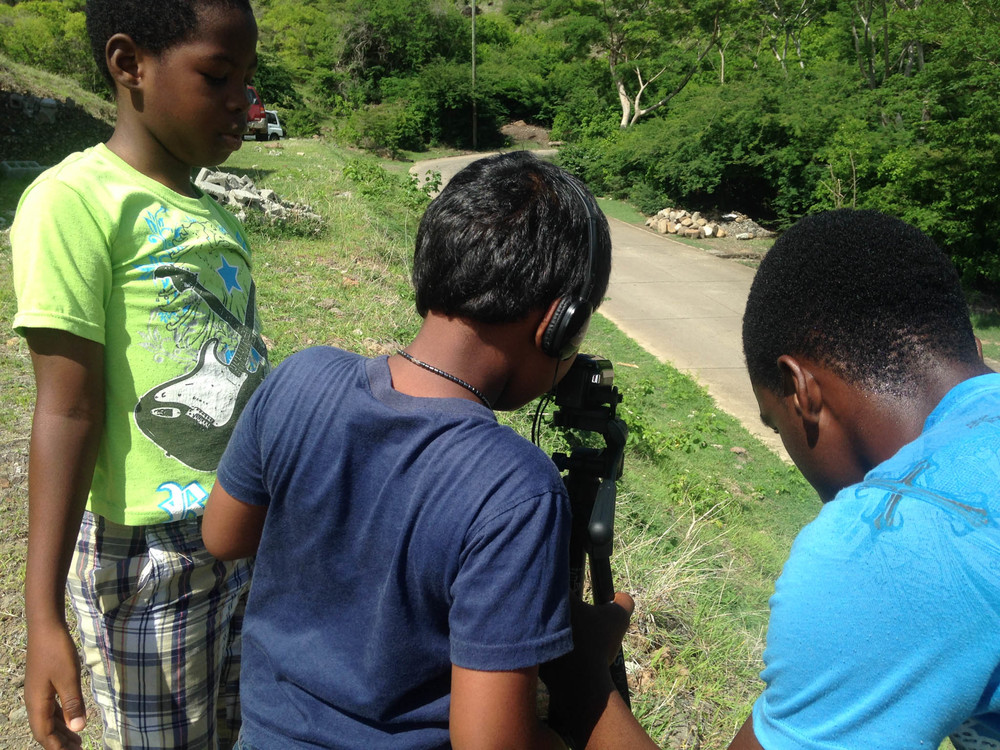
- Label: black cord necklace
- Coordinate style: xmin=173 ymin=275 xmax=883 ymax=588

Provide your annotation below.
xmin=396 ymin=349 xmax=493 ymax=410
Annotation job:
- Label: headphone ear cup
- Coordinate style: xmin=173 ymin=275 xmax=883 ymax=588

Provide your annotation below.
xmin=541 ymin=297 xmax=592 ymax=359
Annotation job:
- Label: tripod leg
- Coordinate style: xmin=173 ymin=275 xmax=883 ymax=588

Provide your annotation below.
xmin=589 ymin=555 xmax=631 ymax=708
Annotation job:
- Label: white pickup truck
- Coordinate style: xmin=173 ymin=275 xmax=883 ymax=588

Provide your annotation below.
xmin=265 ymin=110 xmax=284 ymax=140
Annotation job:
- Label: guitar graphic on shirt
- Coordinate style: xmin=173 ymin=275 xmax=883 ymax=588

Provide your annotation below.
xmin=134 ymin=265 xmax=268 ymax=472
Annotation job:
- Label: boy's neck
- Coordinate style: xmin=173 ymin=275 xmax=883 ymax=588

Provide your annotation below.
xmin=830 ymin=358 xmax=993 ymax=471
xmin=106 ymin=126 xmax=199 ymax=198
xmin=389 ymin=310 xmax=552 ymax=411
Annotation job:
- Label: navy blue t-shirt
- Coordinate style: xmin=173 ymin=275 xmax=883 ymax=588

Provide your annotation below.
xmin=216 ymin=347 xmax=573 ymax=749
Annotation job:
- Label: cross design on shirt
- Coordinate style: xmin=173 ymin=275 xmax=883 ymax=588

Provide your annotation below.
xmin=863 ymin=459 xmax=991 ymax=534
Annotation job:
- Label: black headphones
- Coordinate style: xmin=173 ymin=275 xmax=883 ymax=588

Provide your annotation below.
xmin=540 ymin=176 xmax=598 ymax=360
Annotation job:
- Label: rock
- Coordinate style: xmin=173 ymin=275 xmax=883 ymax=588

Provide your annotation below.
xmin=736 ymin=232 xmax=754 ymax=241
xmin=193 ymin=168 xmax=324 ymax=230
xmin=229 ymin=188 xmax=261 ymax=208
xmin=198 ymin=182 xmax=228 ymax=201
xmin=680 ymin=217 xmax=693 ymax=227
xmin=1 ymin=160 xmax=44 ymax=179
xmin=683 ymin=228 xmax=701 ymax=238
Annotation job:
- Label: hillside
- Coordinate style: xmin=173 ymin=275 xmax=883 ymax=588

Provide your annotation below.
xmin=0 ymin=54 xmax=114 ymax=167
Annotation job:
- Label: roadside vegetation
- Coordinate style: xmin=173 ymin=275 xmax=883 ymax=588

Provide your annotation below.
xmin=4 ymin=0 xmax=1000 ymax=297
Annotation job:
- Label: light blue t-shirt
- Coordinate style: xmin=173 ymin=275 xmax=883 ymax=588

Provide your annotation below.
xmin=753 ymin=373 xmax=1000 ymax=750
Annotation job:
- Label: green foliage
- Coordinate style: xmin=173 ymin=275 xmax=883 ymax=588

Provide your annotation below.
xmin=0 ymin=1 xmax=92 ymax=84
xmin=6 ymin=0 xmax=1000 ymax=288
xmin=346 ymin=99 xmax=425 ymax=156
xmin=278 ymin=107 xmax=321 ymax=138
xmin=253 ymin=55 xmax=303 ymax=110
xmin=341 ymin=157 xmax=434 ymax=212
xmin=255 ymin=1 xmax=341 ymax=77
xmin=340 ymin=0 xmax=465 ymax=85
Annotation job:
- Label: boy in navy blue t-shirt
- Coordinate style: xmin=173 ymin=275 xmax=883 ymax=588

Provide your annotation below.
xmin=204 ymin=152 xmax=629 ymax=748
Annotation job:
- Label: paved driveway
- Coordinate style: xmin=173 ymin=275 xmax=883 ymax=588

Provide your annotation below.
xmin=600 ymin=220 xmax=784 ymax=457
xmin=411 ymin=153 xmax=786 ymax=458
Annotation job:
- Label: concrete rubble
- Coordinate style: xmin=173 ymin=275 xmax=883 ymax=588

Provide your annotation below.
xmin=194 ymin=168 xmax=322 ymax=225
xmin=645 ymin=207 xmax=775 ymax=241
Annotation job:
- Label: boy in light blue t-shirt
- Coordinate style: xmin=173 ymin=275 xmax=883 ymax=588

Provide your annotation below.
xmin=731 ymin=209 xmax=1000 ymax=750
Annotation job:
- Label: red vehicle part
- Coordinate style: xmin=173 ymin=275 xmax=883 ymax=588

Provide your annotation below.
xmin=246 ymin=85 xmax=267 ymax=139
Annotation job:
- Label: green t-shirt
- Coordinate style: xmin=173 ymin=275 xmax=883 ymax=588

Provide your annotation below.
xmin=13 ymin=144 xmax=270 ymax=524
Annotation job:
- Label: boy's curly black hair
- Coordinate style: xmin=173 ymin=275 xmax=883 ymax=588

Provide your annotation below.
xmin=413 ymin=151 xmax=611 ymax=324
xmin=743 ymin=209 xmax=980 ymax=396
xmin=86 ymin=0 xmax=252 ymax=88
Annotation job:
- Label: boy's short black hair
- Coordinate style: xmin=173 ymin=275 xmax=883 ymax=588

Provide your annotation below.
xmin=86 ymin=0 xmax=253 ymax=88
xmin=413 ymin=151 xmax=612 ymax=323
xmin=743 ymin=209 xmax=980 ymax=396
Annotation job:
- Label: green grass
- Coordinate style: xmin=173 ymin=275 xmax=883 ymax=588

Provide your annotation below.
xmin=597 ymin=197 xmax=648 ymax=226
xmin=0 ymin=53 xmax=113 ymax=123
xmin=970 ymin=300 xmax=1000 ymax=364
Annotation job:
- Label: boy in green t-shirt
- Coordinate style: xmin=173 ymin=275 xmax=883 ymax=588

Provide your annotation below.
xmin=11 ymin=1 xmax=268 ymax=747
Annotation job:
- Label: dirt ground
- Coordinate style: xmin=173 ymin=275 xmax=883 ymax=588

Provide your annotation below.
xmin=500 ymin=119 xmax=554 ymax=146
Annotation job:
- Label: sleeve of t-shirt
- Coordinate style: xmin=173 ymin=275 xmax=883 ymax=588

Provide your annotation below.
xmin=751 ymin=486 xmax=994 ymax=750
xmin=12 ymin=177 xmax=112 ymax=343
xmin=449 ymin=488 xmax=573 ymax=672
xmin=215 ymin=371 xmax=272 ymax=507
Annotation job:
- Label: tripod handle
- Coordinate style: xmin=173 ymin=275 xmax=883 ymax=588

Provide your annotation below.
xmin=589 ymin=554 xmax=631 ymax=709
xmin=564 ymin=469 xmax=631 ymax=709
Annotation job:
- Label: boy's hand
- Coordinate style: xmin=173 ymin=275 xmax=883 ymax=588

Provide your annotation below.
xmin=542 ymin=591 xmax=634 ymax=696
xmin=543 ymin=592 xmax=658 ymax=749
xmin=25 ymin=620 xmax=86 ymax=750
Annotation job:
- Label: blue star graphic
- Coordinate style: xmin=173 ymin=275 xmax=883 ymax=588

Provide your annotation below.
xmin=217 ymin=256 xmax=243 ymax=293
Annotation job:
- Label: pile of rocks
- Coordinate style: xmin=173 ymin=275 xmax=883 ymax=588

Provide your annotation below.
xmin=645 ymin=207 xmax=775 ymax=241
xmin=194 ymin=168 xmax=322 ymax=225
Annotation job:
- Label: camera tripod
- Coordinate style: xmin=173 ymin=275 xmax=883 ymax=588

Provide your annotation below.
xmin=549 ymin=355 xmax=631 ymax=706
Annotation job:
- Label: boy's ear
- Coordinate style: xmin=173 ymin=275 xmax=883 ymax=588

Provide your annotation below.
xmin=777 ymin=354 xmax=823 ymax=426
xmin=533 ymin=298 xmax=564 ymax=351
xmin=106 ymin=33 xmax=143 ymax=90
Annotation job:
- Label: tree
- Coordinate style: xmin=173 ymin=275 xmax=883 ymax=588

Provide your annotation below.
xmin=755 ymin=0 xmax=828 ymax=71
xmin=597 ymin=0 xmax=731 ymax=127
xmin=339 ymin=0 xmax=464 ymax=89
xmin=847 ymin=0 xmax=924 ymax=89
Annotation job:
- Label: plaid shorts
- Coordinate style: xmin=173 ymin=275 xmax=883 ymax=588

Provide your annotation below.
xmin=67 ymin=511 xmax=253 ymax=750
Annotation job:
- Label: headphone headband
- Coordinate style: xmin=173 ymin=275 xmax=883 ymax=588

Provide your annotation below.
xmin=562 ymin=176 xmax=597 ymax=303
xmin=540 ymin=174 xmax=600 ymax=360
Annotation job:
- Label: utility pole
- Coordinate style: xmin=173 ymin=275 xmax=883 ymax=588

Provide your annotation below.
xmin=471 ymin=0 xmax=477 ymax=150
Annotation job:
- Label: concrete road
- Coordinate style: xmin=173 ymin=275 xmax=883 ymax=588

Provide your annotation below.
xmin=601 ymin=220 xmax=785 ymax=458
xmin=411 ymin=150 xmax=556 ymax=195
xmin=411 ymin=153 xmax=785 ymax=458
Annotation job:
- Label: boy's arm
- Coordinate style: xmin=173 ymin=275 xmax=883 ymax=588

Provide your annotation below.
xmin=203 ymin=481 xmax=266 ymax=560
xmin=450 ymin=665 xmax=566 ymax=749
xmin=23 ymin=328 xmax=105 ymax=750
xmin=728 ymin=716 xmax=766 ymax=750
